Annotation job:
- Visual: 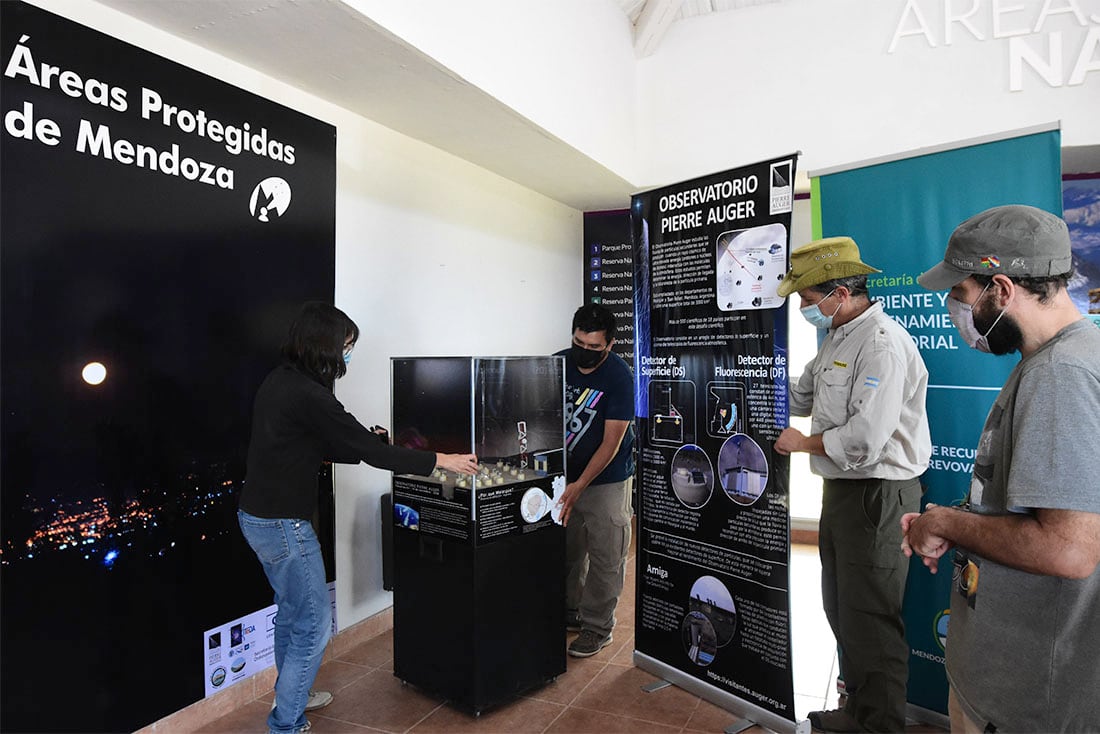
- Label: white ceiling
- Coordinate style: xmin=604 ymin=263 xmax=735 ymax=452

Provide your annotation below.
xmin=615 ymin=0 xmax=782 ymax=56
xmin=90 ymin=0 xmax=1097 ymax=210
xmin=616 ymin=0 xmax=781 ymax=24
xmin=95 ymin=0 xmax=641 ymax=211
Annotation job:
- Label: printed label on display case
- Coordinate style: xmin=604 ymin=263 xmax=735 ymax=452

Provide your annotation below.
xmin=392 ymin=474 xmax=472 ymax=541
xmin=475 ymin=472 xmax=565 ymax=544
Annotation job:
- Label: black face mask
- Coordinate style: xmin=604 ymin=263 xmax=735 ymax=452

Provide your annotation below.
xmin=571 ymin=343 xmax=606 ymax=369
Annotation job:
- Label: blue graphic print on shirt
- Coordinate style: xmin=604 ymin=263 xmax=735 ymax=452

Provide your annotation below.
xmin=556 ymin=348 xmax=635 ymax=484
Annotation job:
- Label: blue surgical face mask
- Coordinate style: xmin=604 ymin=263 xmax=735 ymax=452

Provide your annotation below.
xmin=343 ymin=345 xmax=354 ymax=365
xmin=800 ymin=289 xmax=840 ymax=329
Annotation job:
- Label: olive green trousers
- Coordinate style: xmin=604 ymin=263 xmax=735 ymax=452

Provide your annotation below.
xmin=820 ymin=476 xmax=921 ymax=732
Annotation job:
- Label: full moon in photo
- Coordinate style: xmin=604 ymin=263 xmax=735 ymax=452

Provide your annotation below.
xmin=82 ymin=361 xmax=107 ymax=386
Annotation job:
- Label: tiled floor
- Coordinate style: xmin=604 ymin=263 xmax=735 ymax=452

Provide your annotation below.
xmin=195 ymin=543 xmax=944 ymax=734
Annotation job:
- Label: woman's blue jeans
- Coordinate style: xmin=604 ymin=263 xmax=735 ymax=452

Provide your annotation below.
xmin=238 ymin=511 xmax=332 ymax=734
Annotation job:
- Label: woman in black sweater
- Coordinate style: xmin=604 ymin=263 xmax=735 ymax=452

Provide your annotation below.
xmin=239 ymin=302 xmax=476 ymax=734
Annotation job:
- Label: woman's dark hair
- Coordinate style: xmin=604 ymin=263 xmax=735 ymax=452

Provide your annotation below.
xmin=282 ymin=301 xmax=359 ymax=386
xmin=572 ymin=303 xmax=617 ymax=342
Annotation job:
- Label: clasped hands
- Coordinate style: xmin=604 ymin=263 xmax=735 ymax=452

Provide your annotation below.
xmin=900 ymin=503 xmax=953 ymax=573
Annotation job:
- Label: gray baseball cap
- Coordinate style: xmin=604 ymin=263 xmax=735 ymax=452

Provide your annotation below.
xmin=918 ymin=205 xmax=1072 ymax=290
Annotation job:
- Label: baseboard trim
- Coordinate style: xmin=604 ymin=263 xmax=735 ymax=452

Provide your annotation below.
xmin=790 ymin=528 xmax=819 ymax=546
xmin=136 ymin=606 xmax=395 ymax=733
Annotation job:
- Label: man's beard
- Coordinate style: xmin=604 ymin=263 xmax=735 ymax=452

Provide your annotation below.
xmin=974 ymin=292 xmax=1023 ymax=355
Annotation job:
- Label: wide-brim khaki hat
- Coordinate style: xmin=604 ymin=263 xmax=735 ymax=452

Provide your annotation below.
xmin=776 ymin=237 xmax=881 ymax=298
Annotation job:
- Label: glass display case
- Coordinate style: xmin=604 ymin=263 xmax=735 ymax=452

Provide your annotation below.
xmin=389 ymin=356 xmax=566 ymax=714
xmin=391 ymin=356 xmax=566 ymax=542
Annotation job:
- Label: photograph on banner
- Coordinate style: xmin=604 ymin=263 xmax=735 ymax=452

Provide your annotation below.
xmin=0 ymin=3 xmax=337 ymax=731
xmin=631 ymin=154 xmax=798 ymax=725
xmin=1063 ymin=175 xmax=1100 ymax=327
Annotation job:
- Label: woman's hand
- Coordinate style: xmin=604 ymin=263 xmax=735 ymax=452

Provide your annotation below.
xmin=435 ymin=453 xmax=478 ymax=476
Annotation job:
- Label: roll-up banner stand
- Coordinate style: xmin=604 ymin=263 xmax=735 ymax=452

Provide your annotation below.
xmin=809 ymin=124 xmax=1063 ymax=726
xmin=631 ymin=154 xmax=805 ymax=734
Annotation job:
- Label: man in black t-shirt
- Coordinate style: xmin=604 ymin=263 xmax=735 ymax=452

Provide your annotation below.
xmin=555 ymin=304 xmax=635 ymax=657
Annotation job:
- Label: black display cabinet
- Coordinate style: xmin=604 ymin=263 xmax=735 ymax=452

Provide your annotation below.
xmin=389 ymin=356 xmax=567 ymax=715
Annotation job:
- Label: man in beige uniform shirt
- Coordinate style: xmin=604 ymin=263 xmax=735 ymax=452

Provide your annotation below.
xmin=775 ymin=237 xmax=931 ymax=733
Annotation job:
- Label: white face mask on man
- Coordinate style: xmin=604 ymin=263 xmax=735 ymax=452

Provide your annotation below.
xmin=945 ymin=282 xmax=1006 ymax=353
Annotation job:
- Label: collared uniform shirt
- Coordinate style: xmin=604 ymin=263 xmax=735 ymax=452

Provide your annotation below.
xmin=789 ymin=301 xmax=931 ymax=480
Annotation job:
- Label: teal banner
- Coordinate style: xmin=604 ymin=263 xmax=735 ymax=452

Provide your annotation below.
xmin=812 ymin=127 xmax=1062 ymax=715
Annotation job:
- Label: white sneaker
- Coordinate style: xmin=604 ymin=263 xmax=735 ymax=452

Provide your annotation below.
xmin=304 ymin=690 xmax=332 ymax=711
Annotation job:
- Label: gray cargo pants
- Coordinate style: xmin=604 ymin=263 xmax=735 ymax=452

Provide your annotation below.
xmin=565 ymin=477 xmax=633 ymax=638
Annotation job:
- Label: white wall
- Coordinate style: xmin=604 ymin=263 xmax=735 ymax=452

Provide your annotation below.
xmin=786 ymin=197 xmax=825 ymax=521
xmin=332 ymin=116 xmax=581 ymax=620
xmin=36 ymin=0 xmax=583 ymax=631
xmin=637 ymin=0 xmax=1099 ymax=186
xmin=348 ymin=1 xmax=1098 ymax=190
xmin=346 ymin=0 xmax=642 ymax=182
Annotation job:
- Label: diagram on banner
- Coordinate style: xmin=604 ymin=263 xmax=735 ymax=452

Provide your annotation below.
xmin=715 ymin=223 xmax=788 ymax=311
xmin=670 ymin=444 xmax=714 ymax=508
xmin=707 ymin=382 xmax=746 ymax=437
xmin=689 ymin=575 xmax=738 ymax=647
xmin=718 ymin=433 xmax=769 ymax=505
xmin=649 ymin=381 xmax=696 ymax=445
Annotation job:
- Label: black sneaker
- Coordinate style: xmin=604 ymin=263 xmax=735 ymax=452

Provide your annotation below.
xmin=568 ymin=630 xmax=612 ymax=657
xmin=565 ymin=611 xmax=582 ymax=632
xmin=808 ymin=708 xmax=861 ymax=732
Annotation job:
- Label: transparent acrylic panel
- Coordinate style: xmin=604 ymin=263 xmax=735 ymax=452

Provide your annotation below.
xmin=391 ymin=356 xmax=474 ymax=455
xmin=473 ymin=357 xmax=565 ymax=474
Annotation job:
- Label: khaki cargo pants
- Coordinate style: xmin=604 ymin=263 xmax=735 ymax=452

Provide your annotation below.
xmin=565 ymin=477 xmax=633 ymax=638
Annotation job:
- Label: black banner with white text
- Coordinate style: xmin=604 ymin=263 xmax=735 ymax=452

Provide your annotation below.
xmin=631 ymin=155 xmax=798 ymax=729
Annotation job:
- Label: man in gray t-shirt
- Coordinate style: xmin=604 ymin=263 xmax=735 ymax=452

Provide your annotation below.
xmin=904 ymin=205 xmax=1100 ymax=732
